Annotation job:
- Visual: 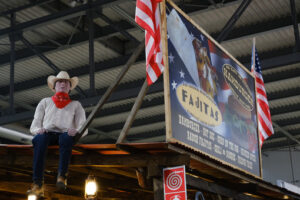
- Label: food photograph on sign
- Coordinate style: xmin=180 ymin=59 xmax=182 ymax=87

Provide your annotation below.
xmin=165 ymin=1 xmax=260 ymax=176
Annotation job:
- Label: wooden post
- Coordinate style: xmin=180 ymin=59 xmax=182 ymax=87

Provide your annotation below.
xmin=74 ymin=40 xmax=145 ymax=143
xmin=116 ymin=79 xmax=149 ymax=143
xmin=153 ymin=177 xmax=164 ymax=200
xmin=161 ymin=0 xmax=172 ymax=142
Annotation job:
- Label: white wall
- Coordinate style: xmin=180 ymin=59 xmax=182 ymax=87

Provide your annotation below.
xmin=262 ymin=147 xmax=300 ymax=187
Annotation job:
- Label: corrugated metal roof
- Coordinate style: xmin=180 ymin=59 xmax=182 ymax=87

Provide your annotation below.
xmin=0 ymin=41 xmax=120 ymax=87
xmin=222 ymin=26 xmax=294 ymax=58
xmin=109 ymin=121 xmax=165 ymax=138
xmin=0 ymin=0 xmax=28 ymax=12
xmin=1 ymin=0 xmax=300 ymax=150
xmin=91 ymin=105 xmax=164 ymax=127
xmin=272 ymin=110 xmax=300 ymax=121
xmin=266 ymin=77 xmax=300 ymax=93
xmin=263 ymin=63 xmax=300 ymax=76
xmin=269 ymin=95 xmax=300 ymax=109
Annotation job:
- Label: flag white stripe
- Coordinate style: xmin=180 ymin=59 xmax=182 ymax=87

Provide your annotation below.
xmin=257 ymin=93 xmax=269 ymax=105
xmin=258 ymin=105 xmax=273 ymax=132
xmin=136 ymin=7 xmax=155 ymax=31
xmin=145 ymin=35 xmax=154 ymax=59
xmin=155 ymin=4 xmax=160 ymax=27
xmin=254 ymin=71 xmax=263 ymax=80
xmin=258 ymin=122 xmax=269 ymax=139
xmin=140 ymin=0 xmax=152 ymax=12
xmin=256 ymin=82 xmax=266 ymax=94
xmin=147 ymin=64 xmax=157 ymax=82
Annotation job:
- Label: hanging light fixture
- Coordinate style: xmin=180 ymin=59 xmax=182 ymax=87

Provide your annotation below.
xmin=27 ymin=194 xmax=37 ymax=200
xmin=85 ymin=174 xmax=98 ymax=200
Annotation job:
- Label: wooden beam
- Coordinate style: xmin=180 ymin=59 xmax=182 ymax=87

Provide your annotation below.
xmin=0 ymin=153 xmax=189 ymax=168
xmin=117 ymin=79 xmax=149 ymax=143
xmin=153 ymin=177 xmax=164 ymax=200
xmin=187 ymin=175 xmax=260 ymax=200
xmin=96 ymin=167 xmax=136 ymax=179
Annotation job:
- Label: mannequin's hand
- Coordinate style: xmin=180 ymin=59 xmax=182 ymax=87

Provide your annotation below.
xmin=67 ymin=128 xmax=77 ymax=136
xmin=37 ymin=128 xmax=47 ymax=134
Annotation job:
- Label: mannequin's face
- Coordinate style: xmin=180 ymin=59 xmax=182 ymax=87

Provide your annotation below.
xmin=55 ymin=79 xmax=71 ymax=93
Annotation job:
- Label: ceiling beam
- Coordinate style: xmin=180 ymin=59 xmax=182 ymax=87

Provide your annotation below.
xmin=1 ymin=47 xmax=299 ymax=96
xmin=0 ymin=1 xmax=298 ymax=69
xmin=289 ymin=0 xmax=300 ymax=51
xmin=20 ymin=35 xmax=87 ymax=97
xmin=187 ymin=174 xmax=260 ymax=200
xmin=0 ymin=19 xmax=134 ymax=68
xmin=216 ymin=0 xmax=252 ymax=43
xmin=272 ymin=122 xmax=300 ymax=146
xmin=0 ymin=0 xmax=54 ymax=17
xmin=0 ymin=153 xmax=190 ymax=167
xmin=213 ymin=12 xmax=300 ymax=42
xmin=0 ymin=0 xmax=122 ymax=39
xmin=42 ymin=0 xmax=126 ymax=55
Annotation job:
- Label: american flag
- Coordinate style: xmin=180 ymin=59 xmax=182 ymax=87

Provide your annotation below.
xmin=251 ymin=40 xmax=274 ymax=147
xmin=135 ymin=0 xmax=164 ymax=85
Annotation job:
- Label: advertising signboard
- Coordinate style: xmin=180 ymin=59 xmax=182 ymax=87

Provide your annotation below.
xmin=163 ymin=0 xmax=262 ymax=177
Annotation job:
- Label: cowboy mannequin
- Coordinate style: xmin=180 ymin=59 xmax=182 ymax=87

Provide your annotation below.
xmin=28 ymin=71 xmax=87 ymax=196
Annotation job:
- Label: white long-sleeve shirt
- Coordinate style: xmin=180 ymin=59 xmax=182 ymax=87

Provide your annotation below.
xmin=30 ymin=97 xmax=88 ymax=137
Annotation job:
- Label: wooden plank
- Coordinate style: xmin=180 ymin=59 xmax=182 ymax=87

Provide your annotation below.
xmin=153 ymin=177 xmax=164 ymax=200
xmin=0 ymin=153 xmax=189 ymax=167
xmin=98 ymin=167 xmax=136 ymax=179
xmin=161 ymin=0 xmax=172 ymax=142
xmin=77 ymin=143 xmax=117 ymax=149
xmin=187 ymin=175 xmax=260 ymax=200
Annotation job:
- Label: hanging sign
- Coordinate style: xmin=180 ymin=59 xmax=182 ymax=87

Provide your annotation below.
xmin=163 ymin=165 xmax=187 ymax=200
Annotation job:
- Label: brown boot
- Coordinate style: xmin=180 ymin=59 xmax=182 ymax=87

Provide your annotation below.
xmin=56 ymin=176 xmax=67 ymax=191
xmin=27 ymin=183 xmax=44 ymax=197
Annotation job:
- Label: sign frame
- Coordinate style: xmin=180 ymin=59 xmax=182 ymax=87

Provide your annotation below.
xmin=161 ymin=0 xmax=262 ymax=178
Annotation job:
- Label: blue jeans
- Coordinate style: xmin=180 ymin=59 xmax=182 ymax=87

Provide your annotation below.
xmin=32 ymin=132 xmax=74 ymax=186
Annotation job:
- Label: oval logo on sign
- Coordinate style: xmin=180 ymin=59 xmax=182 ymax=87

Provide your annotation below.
xmin=222 ymin=64 xmax=254 ymax=111
xmin=176 ymin=84 xmax=222 ymax=126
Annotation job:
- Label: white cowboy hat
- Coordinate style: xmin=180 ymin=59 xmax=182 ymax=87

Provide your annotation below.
xmin=47 ymin=71 xmax=79 ymax=92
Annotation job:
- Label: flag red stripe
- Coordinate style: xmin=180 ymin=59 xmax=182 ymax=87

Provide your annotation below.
xmin=135 ymin=17 xmax=155 ymax=37
xmin=136 ymin=0 xmax=153 ymax=20
xmin=255 ymin=77 xmax=264 ymax=86
xmin=135 ymin=0 xmax=164 ymax=85
xmin=258 ymin=116 xmax=273 ymax=137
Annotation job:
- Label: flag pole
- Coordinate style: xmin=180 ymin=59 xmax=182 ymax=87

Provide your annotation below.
xmin=116 ymin=79 xmax=149 ymax=143
xmin=251 ymin=37 xmax=256 ymax=71
xmin=74 ymin=40 xmax=145 ymax=143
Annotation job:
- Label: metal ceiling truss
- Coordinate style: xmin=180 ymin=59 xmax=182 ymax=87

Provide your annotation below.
xmin=1 ymin=0 xmax=300 ymax=149
xmin=289 ymin=0 xmax=300 ymax=52
xmin=216 ymin=0 xmax=252 ymax=43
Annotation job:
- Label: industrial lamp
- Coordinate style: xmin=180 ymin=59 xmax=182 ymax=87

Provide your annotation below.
xmin=27 ymin=194 xmax=37 ymax=200
xmin=85 ymin=175 xmax=98 ymax=200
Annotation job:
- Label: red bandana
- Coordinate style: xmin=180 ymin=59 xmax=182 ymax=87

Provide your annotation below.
xmin=52 ymin=92 xmax=72 ymax=109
